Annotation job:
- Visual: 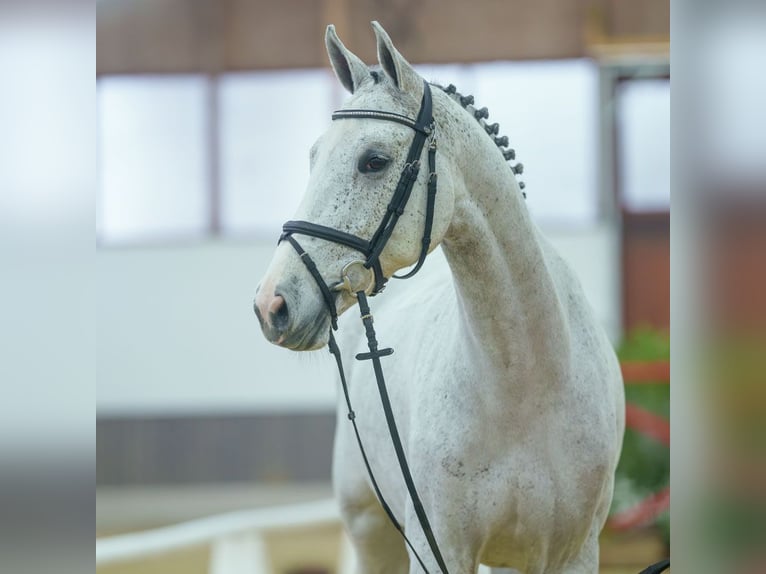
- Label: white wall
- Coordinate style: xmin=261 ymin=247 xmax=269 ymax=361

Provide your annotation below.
xmin=97 ymin=223 xmax=620 ymax=417
xmin=97 ymin=240 xmax=336 ymax=416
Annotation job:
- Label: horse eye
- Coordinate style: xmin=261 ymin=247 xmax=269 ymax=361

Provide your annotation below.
xmin=359 ymin=153 xmax=390 ymax=173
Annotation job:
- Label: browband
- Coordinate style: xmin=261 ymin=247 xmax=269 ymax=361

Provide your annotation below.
xmin=331 ymin=109 xmax=433 ymax=135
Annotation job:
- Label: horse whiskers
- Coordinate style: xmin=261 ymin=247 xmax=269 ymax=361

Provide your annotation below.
xmin=437 ymin=82 xmax=527 ymax=199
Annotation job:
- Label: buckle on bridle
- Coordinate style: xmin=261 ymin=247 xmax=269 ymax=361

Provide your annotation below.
xmin=332 ymin=260 xmax=376 ymax=297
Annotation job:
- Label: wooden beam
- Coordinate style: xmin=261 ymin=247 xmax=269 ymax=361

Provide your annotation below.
xmin=98 ymin=0 xmax=669 ymax=75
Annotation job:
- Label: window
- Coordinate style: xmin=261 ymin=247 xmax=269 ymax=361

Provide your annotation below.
xmin=471 ymin=60 xmax=599 ymax=225
xmin=97 ymin=61 xmax=603 ymax=243
xmin=616 ymin=79 xmax=670 ymax=212
xmin=98 ymin=76 xmax=210 ymax=243
xmin=699 ymin=15 xmax=766 ymax=183
xmin=417 ymin=60 xmax=599 ymax=225
xmin=218 ymin=69 xmax=335 ymax=236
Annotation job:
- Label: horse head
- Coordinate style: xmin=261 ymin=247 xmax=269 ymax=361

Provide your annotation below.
xmin=254 ymin=22 xmax=456 ymax=350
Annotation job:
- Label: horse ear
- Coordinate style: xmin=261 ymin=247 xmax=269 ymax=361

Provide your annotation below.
xmin=325 ymin=25 xmax=368 ymax=94
xmin=371 ymin=21 xmax=421 ymax=95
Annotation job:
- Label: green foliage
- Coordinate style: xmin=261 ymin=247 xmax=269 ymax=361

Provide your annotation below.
xmin=617 ymin=327 xmax=670 ymax=362
xmin=611 ymin=328 xmax=670 ymax=541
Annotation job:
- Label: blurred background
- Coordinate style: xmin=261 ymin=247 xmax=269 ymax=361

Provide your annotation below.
xmin=94 ymin=1 xmax=676 ymax=572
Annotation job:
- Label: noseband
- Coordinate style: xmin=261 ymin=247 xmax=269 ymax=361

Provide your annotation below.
xmin=277 ymin=81 xmax=450 ymax=574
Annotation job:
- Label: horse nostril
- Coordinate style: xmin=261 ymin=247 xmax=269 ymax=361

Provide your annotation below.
xmin=270 ymin=295 xmax=289 ymax=332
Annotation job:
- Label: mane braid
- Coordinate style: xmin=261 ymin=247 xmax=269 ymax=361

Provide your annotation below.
xmin=432 ymin=82 xmax=526 ymax=199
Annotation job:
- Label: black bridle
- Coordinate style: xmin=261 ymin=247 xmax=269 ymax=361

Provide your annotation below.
xmin=278 ymin=81 xmax=449 ymax=574
xmin=280 ymin=80 xmax=438 ymax=323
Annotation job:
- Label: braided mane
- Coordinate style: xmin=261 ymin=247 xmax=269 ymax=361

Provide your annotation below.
xmin=434 ymin=83 xmax=526 ymax=199
xmin=367 ymin=70 xmax=525 ymax=198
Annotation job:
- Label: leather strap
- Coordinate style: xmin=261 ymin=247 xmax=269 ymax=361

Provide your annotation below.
xmin=638 ymin=559 xmax=670 ymax=574
xmin=328 ymin=331 xmax=431 ymax=574
xmin=281 ymin=220 xmax=387 ymax=294
xmin=282 ymin=220 xmax=371 ymax=254
xmin=355 ymin=291 xmax=450 ymax=574
xmin=286 ymin=245 xmax=449 ymax=573
xmin=281 ymin=235 xmax=339 ymax=330
xmin=332 ymin=108 xmax=431 ymax=134
xmin=395 ymin=131 xmax=437 ymax=279
xmin=363 ymin=83 xmax=433 ymax=272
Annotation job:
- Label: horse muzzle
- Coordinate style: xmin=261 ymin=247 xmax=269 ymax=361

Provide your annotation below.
xmin=253 ymin=285 xmax=330 ymax=350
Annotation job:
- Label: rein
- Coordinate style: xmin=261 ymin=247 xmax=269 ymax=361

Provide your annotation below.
xmin=279 ymin=80 xmax=449 ymax=574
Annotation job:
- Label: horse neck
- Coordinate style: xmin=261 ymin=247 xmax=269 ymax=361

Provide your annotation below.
xmin=437 ymin=97 xmax=569 ymax=377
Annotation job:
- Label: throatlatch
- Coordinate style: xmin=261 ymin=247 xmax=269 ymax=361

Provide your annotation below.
xmin=278 ymin=81 xmax=450 ymax=574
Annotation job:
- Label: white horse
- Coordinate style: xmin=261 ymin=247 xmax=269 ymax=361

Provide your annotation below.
xmin=254 ymin=22 xmax=624 ymax=574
